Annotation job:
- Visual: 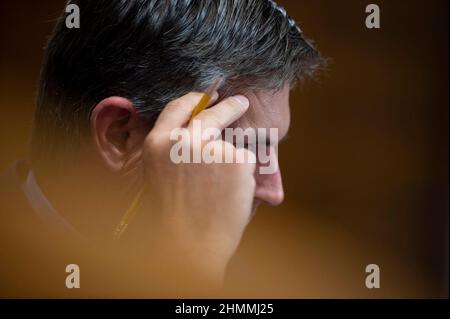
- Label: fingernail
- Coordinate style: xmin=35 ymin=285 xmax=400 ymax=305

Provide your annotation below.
xmin=211 ymin=91 xmax=219 ymax=102
xmin=232 ymin=95 xmax=249 ymax=109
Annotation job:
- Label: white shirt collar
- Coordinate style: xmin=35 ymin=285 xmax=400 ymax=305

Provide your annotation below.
xmin=21 ymin=170 xmax=82 ymax=238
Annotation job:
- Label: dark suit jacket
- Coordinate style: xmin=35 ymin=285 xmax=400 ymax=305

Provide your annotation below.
xmin=0 ymin=160 xmax=72 ymax=297
xmin=0 ymin=161 xmax=151 ymax=297
xmin=0 ymin=161 xmax=227 ymax=297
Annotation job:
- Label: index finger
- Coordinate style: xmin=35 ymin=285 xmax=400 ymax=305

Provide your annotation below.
xmin=152 ymin=91 xmax=218 ymax=132
xmin=187 ymin=95 xmax=250 ymax=132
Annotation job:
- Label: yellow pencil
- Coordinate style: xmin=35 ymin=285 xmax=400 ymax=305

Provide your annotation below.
xmin=190 ymin=76 xmax=224 ymax=119
xmin=113 ymin=76 xmax=224 ymax=239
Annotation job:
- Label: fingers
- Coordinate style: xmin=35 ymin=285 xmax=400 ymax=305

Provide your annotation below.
xmin=153 ymin=92 xmax=219 ymax=132
xmin=188 ymin=95 xmax=249 ymax=132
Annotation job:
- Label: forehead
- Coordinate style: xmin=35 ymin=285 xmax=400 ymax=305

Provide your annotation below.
xmin=229 ymin=85 xmax=291 ymax=142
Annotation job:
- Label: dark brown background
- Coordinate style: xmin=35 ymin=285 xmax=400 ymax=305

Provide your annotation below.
xmin=0 ymin=0 xmax=448 ymax=297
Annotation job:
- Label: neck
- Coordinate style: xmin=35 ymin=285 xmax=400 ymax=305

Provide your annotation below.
xmin=32 ymin=160 xmax=139 ymax=241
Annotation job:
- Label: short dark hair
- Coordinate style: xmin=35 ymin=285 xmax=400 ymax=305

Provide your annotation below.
xmin=30 ymin=0 xmax=323 ymax=170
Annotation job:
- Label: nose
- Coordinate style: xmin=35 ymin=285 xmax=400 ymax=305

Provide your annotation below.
xmin=254 ymin=164 xmax=284 ymax=206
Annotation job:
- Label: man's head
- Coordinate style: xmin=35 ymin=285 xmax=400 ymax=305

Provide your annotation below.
xmin=30 ymin=0 xmax=322 ymax=211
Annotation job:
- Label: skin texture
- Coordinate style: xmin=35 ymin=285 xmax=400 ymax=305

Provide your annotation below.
xmin=231 ymin=87 xmax=290 ymax=209
xmin=130 ymin=88 xmax=290 ymax=285
xmin=35 ymin=86 xmax=291 ymax=287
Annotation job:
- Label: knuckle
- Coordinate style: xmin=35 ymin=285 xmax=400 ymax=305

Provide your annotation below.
xmin=187 ymin=92 xmax=203 ymax=101
xmin=223 ymin=141 xmax=235 ymax=152
xmin=224 ymin=96 xmax=244 ymax=112
xmin=247 ymin=176 xmax=256 ymax=189
xmin=208 ymin=139 xmax=225 ymax=151
xmin=240 ymin=161 xmax=256 ymax=174
xmin=203 ymin=111 xmax=225 ymax=129
xmin=145 ymin=132 xmax=166 ymax=151
xmin=165 ymin=99 xmax=184 ymax=111
xmin=167 ymin=93 xmax=202 ymax=112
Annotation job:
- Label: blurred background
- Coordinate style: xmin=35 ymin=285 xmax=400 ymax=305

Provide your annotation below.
xmin=0 ymin=0 xmax=448 ymax=297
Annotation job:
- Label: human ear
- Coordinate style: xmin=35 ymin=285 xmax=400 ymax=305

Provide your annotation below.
xmin=90 ymin=97 xmax=148 ymax=172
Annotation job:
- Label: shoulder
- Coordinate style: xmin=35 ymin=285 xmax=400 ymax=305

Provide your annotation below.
xmin=0 ymin=160 xmax=41 ymax=234
xmin=0 ymin=160 xmax=56 ymax=297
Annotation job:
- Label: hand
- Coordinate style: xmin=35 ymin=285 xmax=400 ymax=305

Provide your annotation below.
xmin=142 ymin=92 xmax=256 ymax=286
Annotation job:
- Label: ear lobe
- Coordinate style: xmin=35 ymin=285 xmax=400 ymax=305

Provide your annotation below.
xmin=90 ymin=97 xmax=145 ymax=172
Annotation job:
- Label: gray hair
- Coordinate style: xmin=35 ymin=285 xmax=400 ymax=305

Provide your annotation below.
xmin=31 ymin=0 xmax=323 ymax=171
